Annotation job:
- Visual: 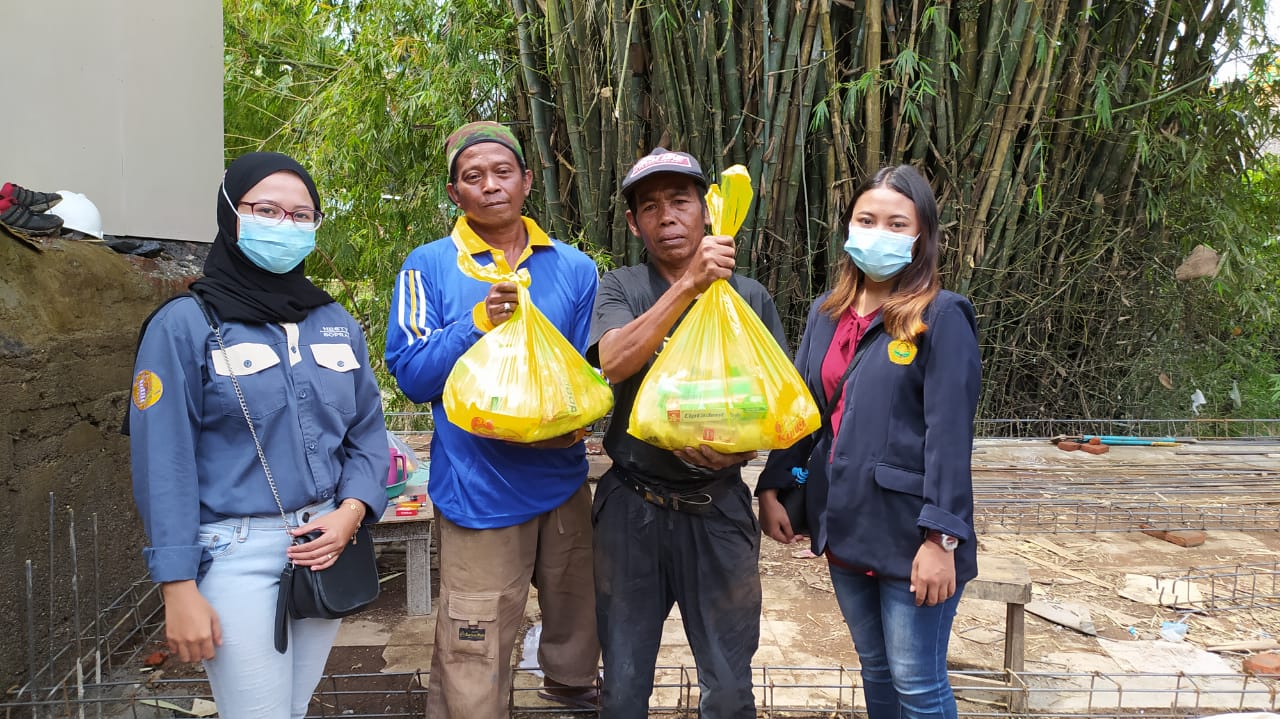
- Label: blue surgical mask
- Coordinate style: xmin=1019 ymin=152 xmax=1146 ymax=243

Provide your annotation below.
xmin=236 ymin=213 xmax=316 ymax=274
xmin=844 ymin=226 xmax=916 ymax=281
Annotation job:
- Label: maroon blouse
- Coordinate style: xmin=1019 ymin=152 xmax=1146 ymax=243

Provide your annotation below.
xmin=819 ymin=305 xmax=880 ymax=442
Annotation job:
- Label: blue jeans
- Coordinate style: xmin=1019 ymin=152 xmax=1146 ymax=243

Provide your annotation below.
xmin=197 ymin=500 xmax=341 ymax=719
xmin=828 ymin=566 xmax=964 ymax=719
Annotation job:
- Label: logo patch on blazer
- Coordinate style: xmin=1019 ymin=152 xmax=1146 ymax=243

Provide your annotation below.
xmin=887 ymin=340 xmax=917 ymax=365
xmin=131 ymin=370 xmax=163 ymax=410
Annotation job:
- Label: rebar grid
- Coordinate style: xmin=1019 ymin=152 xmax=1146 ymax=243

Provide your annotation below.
xmin=11 ymin=441 xmax=1280 ymax=717
xmin=13 ymin=495 xmax=171 ymax=719
xmin=384 ymin=415 xmax=1280 ymax=441
xmin=975 ymin=499 xmax=1280 ymax=533
xmin=1150 ymin=562 xmax=1280 ymax=612
xmin=5 ymin=667 xmax=1280 ymax=719
xmin=974 ymin=418 xmax=1280 ymax=440
xmin=13 ymin=579 xmax=166 ymax=717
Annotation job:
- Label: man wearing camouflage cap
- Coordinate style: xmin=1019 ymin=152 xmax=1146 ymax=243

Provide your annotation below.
xmin=587 ymin=147 xmax=787 ymax=717
xmin=385 ymin=121 xmax=601 ymax=716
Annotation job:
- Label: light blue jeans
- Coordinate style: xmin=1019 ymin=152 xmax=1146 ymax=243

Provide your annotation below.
xmin=828 ymin=566 xmax=964 ymax=719
xmin=197 ymin=500 xmax=341 ymax=719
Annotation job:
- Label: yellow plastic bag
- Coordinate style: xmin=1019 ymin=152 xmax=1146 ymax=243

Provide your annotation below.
xmin=705 ymin=164 xmax=753 ymax=236
xmin=627 ymin=166 xmax=820 ymax=452
xmin=443 ymin=247 xmax=613 ymax=443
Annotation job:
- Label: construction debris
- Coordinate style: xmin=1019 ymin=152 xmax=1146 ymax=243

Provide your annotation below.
xmin=1026 ymin=599 xmax=1098 ymax=636
xmin=1118 ymin=573 xmax=1206 ymax=607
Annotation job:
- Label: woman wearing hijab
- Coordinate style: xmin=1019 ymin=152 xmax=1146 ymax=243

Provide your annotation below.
xmin=127 ymin=152 xmax=388 ymax=719
xmin=755 ymin=165 xmax=981 ymax=719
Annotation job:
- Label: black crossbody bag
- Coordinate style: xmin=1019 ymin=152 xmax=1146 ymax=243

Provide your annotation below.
xmin=777 ymin=325 xmax=883 ymax=535
xmin=190 ymin=292 xmax=379 ymax=654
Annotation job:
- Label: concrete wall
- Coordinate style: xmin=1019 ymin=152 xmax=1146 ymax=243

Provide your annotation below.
xmin=0 ymin=1 xmax=222 ymax=242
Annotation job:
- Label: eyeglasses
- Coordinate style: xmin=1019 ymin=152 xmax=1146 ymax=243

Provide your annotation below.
xmin=237 ymin=200 xmax=324 ymax=230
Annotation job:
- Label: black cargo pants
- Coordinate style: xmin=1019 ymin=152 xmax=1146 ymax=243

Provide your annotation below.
xmin=592 ymin=467 xmax=761 ymax=719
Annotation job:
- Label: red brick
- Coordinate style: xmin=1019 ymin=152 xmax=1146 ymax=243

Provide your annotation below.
xmin=1243 ymin=652 xmax=1280 ymax=676
xmin=1057 ymin=441 xmax=1081 ymax=451
xmin=1079 ymin=443 xmax=1110 ymax=455
xmin=1140 ymin=525 xmax=1168 ymax=540
xmin=1163 ymin=529 xmax=1207 ymax=547
xmin=1087 ymin=436 xmax=1102 ymax=445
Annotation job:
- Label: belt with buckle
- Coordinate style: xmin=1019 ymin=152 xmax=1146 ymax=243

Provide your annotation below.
xmin=617 ymin=472 xmax=727 ymax=515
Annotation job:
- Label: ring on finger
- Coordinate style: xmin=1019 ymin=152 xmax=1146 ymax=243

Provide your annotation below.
xmin=502 ymin=302 xmax=512 ymax=313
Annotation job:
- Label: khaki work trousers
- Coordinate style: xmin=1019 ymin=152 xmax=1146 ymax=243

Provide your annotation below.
xmin=427 ymin=483 xmax=599 ymax=719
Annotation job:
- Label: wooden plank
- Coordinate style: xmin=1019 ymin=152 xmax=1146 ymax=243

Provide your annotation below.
xmin=1206 ymin=640 xmax=1280 ymax=653
xmin=1026 ymin=537 xmax=1080 ymax=561
xmin=1004 ymin=603 xmax=1025 ymax=673
xmin=967 ymin=555 xmax=1033 ymax=604
xmin=1010 ymin=550 xmax=1111 ymax=589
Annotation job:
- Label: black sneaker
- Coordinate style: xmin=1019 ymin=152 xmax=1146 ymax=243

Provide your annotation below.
xmin=1 ymin=182 xmax=62 ymax=212
xmin=0 ymin=203 xmax=64 ymax=240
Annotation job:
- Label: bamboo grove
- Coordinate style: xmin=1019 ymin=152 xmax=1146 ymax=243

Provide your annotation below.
xmin=222 ymin=0 xmax=1280 ymax=420
xmin=502 ymin=0 xmax=1280 ymax=419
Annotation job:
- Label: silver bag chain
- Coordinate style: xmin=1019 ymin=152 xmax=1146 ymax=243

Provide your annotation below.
xmin=209 ymin=322 xmax=292 ymax=529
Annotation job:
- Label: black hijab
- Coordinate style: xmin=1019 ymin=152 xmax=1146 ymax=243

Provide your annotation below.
xmin=188 ymin=152 xmax=333 ymax=323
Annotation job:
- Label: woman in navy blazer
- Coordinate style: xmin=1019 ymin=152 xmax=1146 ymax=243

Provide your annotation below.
xmin=757 ymin=165 xmax=981 ymax=719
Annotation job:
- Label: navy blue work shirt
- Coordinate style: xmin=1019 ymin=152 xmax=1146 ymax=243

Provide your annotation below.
xmin=129 ymin=297 xmax=389 ymax=583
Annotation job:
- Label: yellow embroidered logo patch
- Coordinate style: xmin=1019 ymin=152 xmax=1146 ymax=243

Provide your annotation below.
xmin=132 ymin=370 xmax=163 ymax=410
xmin=887 ymin=340 xmax=917 ymax=365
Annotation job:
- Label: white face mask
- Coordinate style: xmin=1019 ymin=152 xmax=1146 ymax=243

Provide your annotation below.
xmin=843 ymin=226 xmax=916 ymax=281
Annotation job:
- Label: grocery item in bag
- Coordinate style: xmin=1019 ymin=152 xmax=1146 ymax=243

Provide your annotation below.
xmin=443 ymin=240 xmax=613 ymax=443
xmin=627 ymin=166 xmax=820 ymax=452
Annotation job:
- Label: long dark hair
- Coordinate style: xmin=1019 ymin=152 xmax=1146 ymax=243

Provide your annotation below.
xmin=820 ymin=165 xmax=941 ymax=341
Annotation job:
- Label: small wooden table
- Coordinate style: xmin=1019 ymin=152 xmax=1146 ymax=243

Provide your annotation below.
xmin=369 ymin=496 xmax=434 ymax=615
xmin=953 ymin=555 xmax=1032 ymax=712
xmin=965 ymin=554 xmax=1032 ymax=673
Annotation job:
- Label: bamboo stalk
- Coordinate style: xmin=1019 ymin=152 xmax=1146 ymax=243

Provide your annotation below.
xmin=929 ymin=0 xmax=952 ymax=159
xmin=645 ymin=3 xmax=687 ymax=146
xmin=772 ymin=3 xmax=822 ymax=306
xmin=888 ymin=0 xmax=921 ymax=165
xmin=962 ymin=0 xmax=1009 ymax=155
xmin=864 ymin=0 xmax=883 ymax=169
xmin=771 ymin=1 xmax=818 ymax=229
xmin=955 ymin=0 xmax=980 ymax=128
xmin=817 ymin=0 xmax=849 ymax=200
xmin=719 ymin=2 xmax=746 ymax=165
xmin=547 ymin=0 xmax=595 ymax=239
xmin=509 ymin=0 xmax=567 ymax=238
xmin=971 ymin=0 xmax=1036 ymax=271
xmin=702 ymin=0 xmax=725 ymax=166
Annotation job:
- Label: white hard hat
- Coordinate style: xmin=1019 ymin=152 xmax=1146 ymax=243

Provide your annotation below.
xmin=49 ymin=191 xmax=104 ymax=239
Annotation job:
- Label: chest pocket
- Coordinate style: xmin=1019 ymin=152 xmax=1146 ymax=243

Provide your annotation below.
xmin=210 ymin=343 xmax=288 ymax=419
xmin=311 ymin=343 xmax=359 ymax=415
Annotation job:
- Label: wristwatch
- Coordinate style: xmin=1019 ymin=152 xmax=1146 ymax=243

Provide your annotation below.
xmin=925 ymin=530 xmax=959 ymax=552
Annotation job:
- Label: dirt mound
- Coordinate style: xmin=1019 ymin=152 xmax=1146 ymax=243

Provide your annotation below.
xmin=0 ymin=233 xmax=201 ymax=686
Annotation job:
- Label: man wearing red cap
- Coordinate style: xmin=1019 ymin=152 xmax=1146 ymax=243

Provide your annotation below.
xmin=385 ymin=121 xmax=601 ymax=716
xmin=587 ymin=147 xmax=787 ymax=717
